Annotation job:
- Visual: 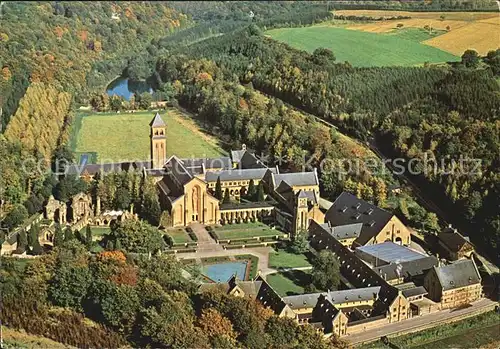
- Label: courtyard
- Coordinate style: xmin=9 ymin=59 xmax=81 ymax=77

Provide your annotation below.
xmin=211 ymin=222 xmax=286 ymax=240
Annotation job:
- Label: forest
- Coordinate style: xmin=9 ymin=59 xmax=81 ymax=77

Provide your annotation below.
xmin=1 ymin=238 xmax=347 ymax=348
xmin=153 ymin=25 xmax=499 ymax=256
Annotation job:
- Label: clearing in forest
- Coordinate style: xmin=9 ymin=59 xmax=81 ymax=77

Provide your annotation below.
xmin=74 ymin=109 xmax=225 ymax=162
xmin=266 ymin=26 xmax=458 ymax=67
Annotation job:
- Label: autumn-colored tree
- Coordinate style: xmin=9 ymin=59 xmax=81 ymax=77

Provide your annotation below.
xmin=197 ymin=308 xmax=237 ymax=343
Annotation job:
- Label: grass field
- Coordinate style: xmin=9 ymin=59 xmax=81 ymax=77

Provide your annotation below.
xmin=266 ymin=270 xmax=312 ymax=296
xmin=74 ymin=109 xmax=225 ymax=162
xmin=266 ymin=26 xmax=458 ymax=67
xmin=268 ymin=249 xmax=312 ymax=269
xmin=214 ymin=222 xmax=284 ymax=240
xmin=334 ymin=10 xmax=499 ymax=55
xmin=360 ymin=310 xmax=500 ymax=349
xmin=166 ymin=228 xmax=193 ymax=244
xmin=88 ymin=227 xmax=110 ymax=236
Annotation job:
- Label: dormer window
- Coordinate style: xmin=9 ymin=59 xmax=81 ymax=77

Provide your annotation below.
xmin=341 ymin=206 xmax=348 ymax=212
xmin=367 ymin=208 xmax=374 ymax=215
xmin=354 ymin=213 xmax=361 ymax=220
xmin=354 ymin=203 xmax=361 ymax=210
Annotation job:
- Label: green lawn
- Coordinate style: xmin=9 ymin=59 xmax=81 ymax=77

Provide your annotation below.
xmin=214 ymin=222 xmax=284 ymax=240
xmin=266 ymin=26 xmax=459 ymax=67
xmin=75 ymin=109 xmax=225 ymax=162
xmin=166 ymin=228 xmax=193 ymax=244
xmin=89 ymin=227 xmax=110 ymax=236
xmin=266 ymin=270 xmax=312 ymax=296
xmin=268 ymin=249 xmax=311 ymax=269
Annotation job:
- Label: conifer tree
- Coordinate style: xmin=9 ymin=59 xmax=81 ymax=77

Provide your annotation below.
xmin=53 ymin=224 xmax=64 ymax=247
xmin=28 ymin=223 xmax=40 ymax=247
xmin=64 ymin=226 xmax=74 ymax=242
xmin=223 ymin=188 xmax=231 ymax=204
xmin=256 ymin=182 xmax=265 ymax=202
xmin=215 ymin=176 xmax=223 ymax=200
xmin=17 ymin=229 xmax=28 ymax=251
xmin=247 ymin=179 xmax=256 ymax=200
xmin=86 ymin=224 xmax=93 ymax=247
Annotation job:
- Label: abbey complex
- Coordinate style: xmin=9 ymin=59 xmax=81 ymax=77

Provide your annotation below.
xmin=72 ymin=113 xmax=327 ymax=234
xmin=20 ymin=113 xmax=480 ymax=339
xmin=1 ymin=2 xmax=497 ymax=347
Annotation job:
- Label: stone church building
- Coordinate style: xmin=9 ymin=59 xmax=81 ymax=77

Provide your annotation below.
xmin=68 ymin=113 xmax=327 ymax=234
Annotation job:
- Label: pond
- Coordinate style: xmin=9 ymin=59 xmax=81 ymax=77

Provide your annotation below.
xmin=106 ymin=77 xmax=152 ymax=100
xmin=203 ymin=261 xmax=248 ymax=282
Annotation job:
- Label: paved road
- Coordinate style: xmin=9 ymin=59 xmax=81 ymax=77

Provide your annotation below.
xmin=347 ymin=298 xmax=498 ymax=345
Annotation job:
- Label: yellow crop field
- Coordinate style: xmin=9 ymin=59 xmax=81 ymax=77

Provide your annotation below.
xmin=333 ymin=10 xmax=499 ymax=55
xmin=424 ymin=22 xmax=500 ymax=55
xmin=345 ymin=19 xmax=469 ymax=33
xmin=334 ymin=10 xmax=497 ymax=21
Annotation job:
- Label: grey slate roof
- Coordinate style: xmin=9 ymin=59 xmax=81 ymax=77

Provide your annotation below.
xmin=273 ymin=169 xmax=319 ymax=188
xmin=231 ymin=149 xmax=246 ymax=164
xmin=318 ymin=222 xmax=363 ymax=241
xmin=438 ymin=228 xmax=473 ymax=253
xmin=283 ymin=293 xmax=323 ymax=309
xmin=228 ymin=277 xmax=264 ymax=298
xmin=205 ymin=168 xmax=271 ymax=182
xmin=375 ymin=256 xmax=438 ymax=281
xmin=325 ymin=286 xmax=382 ymax=305
xmin=182 ymin=157 xmax=232 ymax=170
xmin=239 ymin=151 xmax=267 ymax=169
xmin=150 ymin=112 xmax=166 ymax=127
xmin=282 ymin=286 xmax=381 ymax=309
xmin=434 ymin=259 xmax=481 ymax=291
xmin=325 ymin=192 xmax=394 ymax=246
xmin=165 ymin=156 xmax=193 ymax=187
xmin=66 ymin=160 xmax=151 ymax=176
xmin=402 ymin=286 xmax=428 ymax=298
xmin=297 ymin=190 xmax=318 ymax=204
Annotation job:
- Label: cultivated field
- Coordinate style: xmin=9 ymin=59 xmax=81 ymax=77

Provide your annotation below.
xmin=266 ymin=26 xmax=458 ymax=67
xmin=74 ymin=109 xmax=225 ymax=162
xmin=334 ymin=10 xmax=499 ymax=55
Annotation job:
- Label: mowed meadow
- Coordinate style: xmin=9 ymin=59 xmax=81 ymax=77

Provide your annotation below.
xmin=334 ymin=10 xmax=500 ymax=56
xmin=74 ymin=109 xmax=225 ymax=162
xmin=265 ymin=26 xmax=458 ymax=67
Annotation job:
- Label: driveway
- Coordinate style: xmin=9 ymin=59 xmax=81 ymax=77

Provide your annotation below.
xmin=348 ymin=298 xmax=498 ymax=345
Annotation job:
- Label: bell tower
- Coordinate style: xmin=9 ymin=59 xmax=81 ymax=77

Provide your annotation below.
xmin=150 ymin=112 xmax=167 ymax=169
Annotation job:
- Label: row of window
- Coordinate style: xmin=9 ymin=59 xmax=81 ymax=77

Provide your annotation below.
xmin=209 ymin=180 xmax=260 ymax=188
